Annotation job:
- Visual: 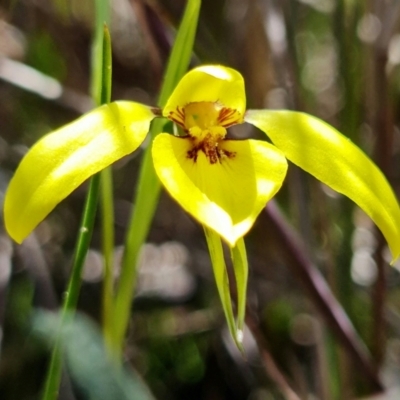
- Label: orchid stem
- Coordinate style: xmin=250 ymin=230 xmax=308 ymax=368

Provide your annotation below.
xmin=112 ymin=124 xmax=163 ymax=357
xmin=110 ymin=0 xmax=200 ymax=358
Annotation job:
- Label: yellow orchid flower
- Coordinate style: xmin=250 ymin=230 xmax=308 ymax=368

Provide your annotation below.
xmin=4 ymin=65 xmax=400 ymax=262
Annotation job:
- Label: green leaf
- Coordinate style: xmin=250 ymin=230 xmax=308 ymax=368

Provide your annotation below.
xmin=112 ymin=0 xmax=201 ymax=355
xmin=4 ymin=101 xmax=155 ymax=243
xmin=112 ymin=117 xmax=168 ymax=350
xmin=245 ymin=110 xmax=400 ymax=261
xmin=91 ymin=0 xmax=111 ymax=104
xmin=230 ymin=237 xmax=248 ymax=338
xmin=41 ymin=174 xmax=101 ymax=400
xmin=158 ymin=0 xmax=201 ymax=107
xmin=42 ymin=19 xmax=113 ymax=400
xmin=100 ymin=24 xmax=112 ymax=105
xmin=98 ymin=24 xmax=115 ymax=349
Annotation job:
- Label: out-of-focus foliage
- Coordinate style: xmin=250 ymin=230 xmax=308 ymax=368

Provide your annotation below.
xmin=33 ymin=311 xmax=155 ymax=400
xmin=1 ymin=0 xmax=400 ymax=399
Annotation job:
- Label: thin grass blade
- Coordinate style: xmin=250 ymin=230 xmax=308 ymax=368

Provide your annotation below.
xmin=112 ymin=0 xmax=201 ymax=355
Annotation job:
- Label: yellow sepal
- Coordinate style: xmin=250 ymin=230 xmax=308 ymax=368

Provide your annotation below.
xmin=163 ymin=65 xmax=246 ymax=120
xmin=152 ymin=134 xmax=288 ymax=246
xmin=5 ymin=101 xmax=155 ymax=243
xmin=245 ymin=109 xmax=400 ymax=261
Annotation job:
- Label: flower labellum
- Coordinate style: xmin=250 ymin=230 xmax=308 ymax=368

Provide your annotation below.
xmin=153 ymin=66 xmax=288 ymax=247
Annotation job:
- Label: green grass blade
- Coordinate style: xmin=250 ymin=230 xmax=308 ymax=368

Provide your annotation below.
xmin=41 ymin=174 xmax=101 ymax=400
xmin=112 ymin=117 xmax=167 ymax=353
xmin=158 ymin=0 xmax=201 ymax=107
xmin=42 ymin=3 xmax=111 ymax=398
xmin=98 ymin=25 xmax=115 ymax=350
xmin=100 ymin=24 xmax=112 ymax=105
xmin=112 ymin=0 xmax=201 ymax=356
xmin=91 ymin=0 xmax=110 ymax=105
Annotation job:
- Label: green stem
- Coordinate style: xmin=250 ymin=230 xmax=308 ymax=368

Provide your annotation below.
xmin=65 ymin=175 xmax=102 ymax=310
xmin=111 ymin=0 xmax=201 ymax=357
xmin=41 ymin=174 xmax=101 ymax=400
xmin=111 ymin=118 xmax=165 ymax=357
xmin=42 ymin=8 xmax=111 ymax=398
xmin=97 ymin=25 xmax=115 ymax=351
xmin=101 ymin=165 xmax=114 ymax=348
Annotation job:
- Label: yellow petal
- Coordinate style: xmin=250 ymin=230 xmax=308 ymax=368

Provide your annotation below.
xmin=245 ymin=109 xmax=400 ymax=261
xmin=152 ymin=134 xmax=288 ymax=246
xmin=5 ymin=101 xmax=155 ymax=243
xmin=163 ymin=65 xmax=246 ymax=119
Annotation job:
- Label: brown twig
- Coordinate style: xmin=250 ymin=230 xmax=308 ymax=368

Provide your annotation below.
xmin=246 ymin=310 xmax=302 ymax=400
xmin=264 ymin=200 xmax=384 ymax=393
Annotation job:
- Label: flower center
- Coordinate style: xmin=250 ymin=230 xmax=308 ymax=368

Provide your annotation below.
xmin=167 ymin=101 xmax=241 ymax=164
xmin=184 ymin=102 xmax=221 ymax=130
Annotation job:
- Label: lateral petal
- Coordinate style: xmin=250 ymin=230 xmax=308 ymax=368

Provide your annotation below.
xmin=245 ymin=109 xmax=400 ymax=261
xmin=5 ymin=101 xmax=155 ymax=243
xmin=152 ymin=134 xmax=288 ymax=246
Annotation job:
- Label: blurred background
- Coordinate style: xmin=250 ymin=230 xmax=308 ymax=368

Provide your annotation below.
xmin=1 ymin=0 xmax=400 ymax=399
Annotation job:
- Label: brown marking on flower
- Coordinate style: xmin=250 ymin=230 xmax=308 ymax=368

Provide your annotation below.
xmin=168 ymin=102 xmax=238 ymax=163
xmin=168 ymin=106 xmax=186 ymax=128
xmin=187 ymin=134 xmax=236 ymax=164
xmin=218 ymin=107 xmax=242 ymax=128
